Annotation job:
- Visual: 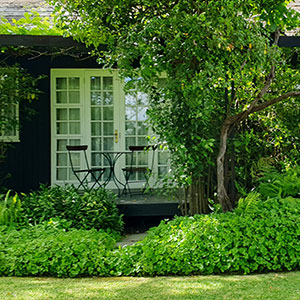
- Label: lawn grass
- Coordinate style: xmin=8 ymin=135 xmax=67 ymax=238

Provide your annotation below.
xmin=1 ymin=272 xmax=300 ymax=300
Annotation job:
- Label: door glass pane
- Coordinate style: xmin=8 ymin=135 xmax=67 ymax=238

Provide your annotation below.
xmin=91 ymin=153 xmax=101 ymax=166
xmin=91 ymin=123 xmax=101 ymax=135
xmin=137 ymin=121 xmax=147 ymax=135
xmin=103 ymin=122 xmax=113 ymax=136
xmin=69 ymin=122 xmax=80 ymax=134
xmin=103 ymin=137 xmax=113 ymax=150
xmin=57 ymin=168 xmax=67 ymax=180
xmin=69 ymin=108 xmax=80 ymax=120
xmin=103 ymin=92 xmax=113 ymax=105
xmin=71 ymin=153 xmax=80 ymax=166
xmin=137 ymin=107 xmax=147 ymax=121
xmin=56 ymin=78 xmax=67 ymax=89
xmin=69 ymin=91 xmax=80 ymax=103
xmin=138 ymin=152 xmax=148 ymax=165
xmin=125 ymin=121 xmax=136 ymax=135
xmin=137 ymin=92 xmax=148 ymax=105
xmin=138 ymin=137 xmax=147 ymax=146
xmin=103 ymin=77 xmax=113 ymax=90
xmin=69 ymin=139 xmax=81 ymax=146
xmin=69 ymin=77 xmax=80 ymax=89
xmin=125 ymin=106 xmax=136 ymax=121
xmin=57 ymin=139 xmax=67 ymax=151
xmin=91 ymin=76 xmax=101 ymax=90
xmin=125 ymin=92 xmax=136 ymax=105
xmin=69 ymin=168 xmax=76 ymax=180
xmin=56 ymin=91 xmax=67 ymax=103
xmin=91 ymin=137 xmax=101 ymax=151
xmin=103 ymin=107 xmax=113 ymax=120
xmin=91 ymin=92 xmax=102 ymax=105
xmin=158 ymin=152 xmax=169 ymax=164
xmin=56 ymin=109 xmax=67 ymax=120
xmin=57 ymin=153 xmax=67 ymax=166
xmin=57 ymin=122 xmax=68 ymax=134
xmin=126 ymin=137 xmax=136 ymax=149
xmin=158 ymin=166 xmax=168 ymax=176
xmin=91 ymin=107 xmax=102 ymax=120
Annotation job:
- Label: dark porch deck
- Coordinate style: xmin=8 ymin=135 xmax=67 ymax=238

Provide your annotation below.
xmin=115 ymin=192 xmax=182 ymax=217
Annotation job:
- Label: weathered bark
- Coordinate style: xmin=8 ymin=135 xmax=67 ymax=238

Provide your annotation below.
xmin=183 ymin=177 xmax=210 ymax=215
xmin=217 ymin=121 xmax=233 ymax=212
xmin=217 ymin=90 xmax=300 ymax=211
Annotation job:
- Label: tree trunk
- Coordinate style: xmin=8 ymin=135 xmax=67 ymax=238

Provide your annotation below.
xmin=183 ymin=177 xmax=210 ymax=215
xmin=217 ymin=122 xmax=233 ymax=212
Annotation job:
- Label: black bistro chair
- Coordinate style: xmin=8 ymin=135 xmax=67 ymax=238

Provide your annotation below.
xmin=122 ymin=145 xmax=157 ymax=196
xmin=66 ymin=145 xmax=106 ymax=191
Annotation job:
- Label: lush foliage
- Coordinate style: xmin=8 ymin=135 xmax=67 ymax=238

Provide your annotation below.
xmin=233 ymin=93 xmax=300 ymax=192
xmin=0 ymin=226 xmax=116 ymax=277
xmin=0 ymin=11 xmax=62 ymax=35
xmin=1 ymin=171 xmax=300 ymax=277
xmin=115 ymin=195 xmax=300 ymax=276
xmin=50 ymin=0 xmax=300 ymax=211
xmin=256 ymin=166 xmax=300 ymax=199
xmin=17 ymin=185 xmax=124 ymax=233
xmin=0 ymin=191 xmax=25 ymax=227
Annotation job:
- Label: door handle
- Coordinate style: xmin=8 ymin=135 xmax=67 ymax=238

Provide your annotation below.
xmin=114 ymin=129 xmax=118 ymax=143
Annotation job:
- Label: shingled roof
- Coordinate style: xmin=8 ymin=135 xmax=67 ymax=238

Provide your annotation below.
xmin=289 ymin=0 xmax=300 ymax=11
xmin=1 ymin=0 xmax=300 ymax=24
xmin=0 ymin=0 xmax=52 ymax=21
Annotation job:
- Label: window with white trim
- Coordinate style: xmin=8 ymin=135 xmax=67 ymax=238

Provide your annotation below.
xmin=0 ymin=95 xmax=19 ymax=142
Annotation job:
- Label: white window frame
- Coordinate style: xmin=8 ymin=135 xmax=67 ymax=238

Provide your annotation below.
xmin=0 ymin=101 xmax=20 ymax=143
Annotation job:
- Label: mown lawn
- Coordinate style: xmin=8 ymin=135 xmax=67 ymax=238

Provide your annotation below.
xmin=1 ymin=272 xmax=300 ymax=300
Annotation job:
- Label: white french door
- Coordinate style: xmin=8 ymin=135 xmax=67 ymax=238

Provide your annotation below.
xmin=51 ymin=69 xmax=122 ymax=188
xmin=51 ymin=69 xmax=170 ymax=190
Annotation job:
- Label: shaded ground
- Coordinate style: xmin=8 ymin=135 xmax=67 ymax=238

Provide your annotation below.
xmin=116 ymin=232 xmax=148 ymax=247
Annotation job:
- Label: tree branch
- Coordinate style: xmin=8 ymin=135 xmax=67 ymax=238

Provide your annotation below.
xmin=251 ymin=91 xmax=300 ymax=113
xmin=236 ymin=29 xmax=281 ymax=124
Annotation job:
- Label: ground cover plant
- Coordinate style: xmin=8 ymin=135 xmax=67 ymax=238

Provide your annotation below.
xmin=1 ymin=185 xmax=123 ymax=233
xmin=1 ymin=170 xmax=300 ymax=277
xmin=0 ymin=225 xmax=117 ymax=277
xmin=114 ymin=195 xmax=300 ymax=276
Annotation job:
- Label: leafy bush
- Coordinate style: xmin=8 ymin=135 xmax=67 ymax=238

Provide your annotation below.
xmin=1 ymin=194 xmax=300 ymax=277
xmin=257 ymin=167 xmax=300 ymax=199
xmin=0 ymin=191 xmax=26 ymax=227
xmin=0 ymin=226 xmax=116 ymax=277
xmin=111 ymin=195 xmax=300 ymax=276
xmin=21 ymin=185 xmax=123 ymax=233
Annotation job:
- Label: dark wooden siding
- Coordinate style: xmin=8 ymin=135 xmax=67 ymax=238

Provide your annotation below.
xmin=1 ymin=53 xmax=100 ymax=192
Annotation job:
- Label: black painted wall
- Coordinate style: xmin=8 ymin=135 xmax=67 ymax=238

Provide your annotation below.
xmin=2 ymin=53 xmax=100 ymax=192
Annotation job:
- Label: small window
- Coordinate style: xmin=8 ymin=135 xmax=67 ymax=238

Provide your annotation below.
xmin=0 ymin=102 xmax=19 ymax=142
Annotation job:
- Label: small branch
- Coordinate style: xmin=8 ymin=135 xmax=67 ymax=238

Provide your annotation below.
xmin=237 ymin=29 xmax=281 ymax=124
xmin=251 ymin=91 xmax=300 ymax=113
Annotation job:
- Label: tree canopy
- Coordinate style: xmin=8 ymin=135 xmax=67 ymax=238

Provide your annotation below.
xmin=50 ymin=0 xmax=300 ymax=212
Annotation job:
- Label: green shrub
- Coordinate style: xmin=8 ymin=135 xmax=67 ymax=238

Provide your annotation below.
xmin=21 ymin=185 xmax=123 ymax=233
xmin=0 ymin=191 xmax=26 ymax=227
xmin=257 ymin=167 xmax=300 ymax=199
xmin=0 ymin=226 xmax=116 ymax=277
xmin=2 ymin=185 xmax=300 ymax=277
xmin=112 ymin=196 xmax=300 ymax=276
